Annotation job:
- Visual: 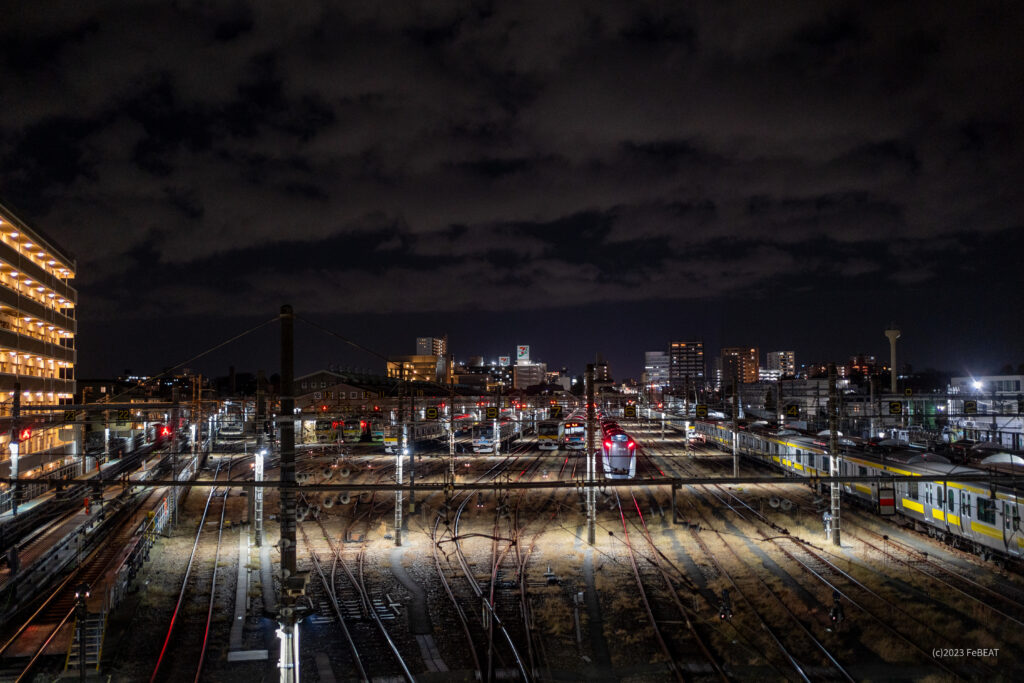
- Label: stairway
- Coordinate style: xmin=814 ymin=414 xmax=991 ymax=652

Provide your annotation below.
xmin=64 ymin=611 xmax=105 ymax=674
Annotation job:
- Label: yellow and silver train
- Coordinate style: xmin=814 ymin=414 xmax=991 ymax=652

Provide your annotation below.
xmin=696 ymin=421 xmax=1024 ymax=563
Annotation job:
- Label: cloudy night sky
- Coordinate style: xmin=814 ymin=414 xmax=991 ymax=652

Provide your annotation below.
xmin=2 ymin=2 xmax=1022 ymax=381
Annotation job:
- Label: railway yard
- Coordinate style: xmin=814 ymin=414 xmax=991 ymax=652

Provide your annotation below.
xmin=1 ymin=420 xmax=1020 ymax=682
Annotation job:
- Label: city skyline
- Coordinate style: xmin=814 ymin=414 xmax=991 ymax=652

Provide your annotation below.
xmin=1 ymin=3 xmax=1022 ymax=380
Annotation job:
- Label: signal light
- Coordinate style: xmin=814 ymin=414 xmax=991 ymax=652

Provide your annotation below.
xmin=321 ymin=405 xmax=328 ymax=411
xmin=18 ymin=427 xmax=31 ymax=441
xmin=360 ymin=420 xmax=367 ymax=429
xmin=160 ymin=426 xmax=171 ymax=436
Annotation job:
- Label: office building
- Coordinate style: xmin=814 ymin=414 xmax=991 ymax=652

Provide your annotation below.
xmin=644 ymin=351 xmax=670 ymax=387
xmin=721 ymin=347 xmax=759 ymax=387
xmin=766 ymin=351 xmax=796 ymax=377
xmin=416 ymin=336 xmax=447 ymax=357
xmin=668 ymin=341 xmax=704 ymax=392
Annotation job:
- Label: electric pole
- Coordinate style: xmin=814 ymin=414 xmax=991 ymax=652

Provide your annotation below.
xmin=828 ymin=363 xmax=842 ymax=546
xmin=586 ymin=364 xmax=596 ymax=545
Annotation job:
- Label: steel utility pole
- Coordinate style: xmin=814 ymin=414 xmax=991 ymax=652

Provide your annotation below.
xmin=448 ymin=377 xmax=456 ymax=483
xmin=254 ymin=370 xmax=266 ymax=547
xmin=828 ymin=363 xmax=842 ymax=547
xmin=586 ymin=364 xmax=596 ymax=545
xmin=170 ymin=388 xmax=179 ymax=527
xmin=394 ymin=366 xmax=405 ymax=547
xmin=732 ymin=368 xmax=740 ymax=478
xmin=277 ymin=305 xmax=301 ymax=683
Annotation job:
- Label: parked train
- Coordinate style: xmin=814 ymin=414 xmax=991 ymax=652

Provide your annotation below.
xmin=383 ymin=421 xmax=446 ymax=454
xmin=471 ymin=420 xmax=520 ymax=454
xmin=601 ymin=418 xmax=637 ymax=479
xmin=695 ymin=421 xmax=1024 ymax=562
xmin=563 ymin=415 xmax=586 ymax=450
xmin=537 ymin=419 xmax=563 ymax=450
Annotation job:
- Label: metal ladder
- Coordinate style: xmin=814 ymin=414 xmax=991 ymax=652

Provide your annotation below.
xmin=64 ymin=610 xmax=106 ymax=674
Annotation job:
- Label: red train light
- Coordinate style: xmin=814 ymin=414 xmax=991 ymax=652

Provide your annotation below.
xmin=627 ymin=441 xmax=636 ymax=449
xmin=604 ymin=441 xmax=612 ymax=450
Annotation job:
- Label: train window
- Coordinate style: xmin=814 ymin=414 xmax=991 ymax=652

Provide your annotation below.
xmin=858 ymin=466 xmax=867 ymax=477
xmin=925 ymin=486 xmax=931 ymax=505
xmin=907 ymin=481 xmax=919 ymax=500
xmin=937 ymin=486 xmax=944 ymax=507
xmin=978 ymin=498 xmax=996 ymax=524
xmin=1013 ymin=505 xmax=1022 ymax=531
xmin=947 ymin=488 xmax=956 ymax=512
xmin=961 ymin=491 xmax=970 ymax=517
xmin=822 ymin=454 xmax=830 ymax=471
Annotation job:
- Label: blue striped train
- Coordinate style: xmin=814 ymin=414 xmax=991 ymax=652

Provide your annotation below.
xmin=695 ymin=421 xmax=1024 ymax=564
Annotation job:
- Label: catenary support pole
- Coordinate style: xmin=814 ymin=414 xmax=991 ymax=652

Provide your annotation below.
xmin=278 ymin=305 xmax=300 ymax=683
xmin=586 ymin=364 xmax=596 ymax=545
xmin=829 ymin=363 xmax=842 ymax=547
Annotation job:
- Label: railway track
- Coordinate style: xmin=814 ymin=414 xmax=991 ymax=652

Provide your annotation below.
xmin=149 ymin=462 xmax=233 ymax=683
xmin=0 ymin=485 xmax=165 ymax=682
xmin=679 ymin=451 xmax=999 ymax=681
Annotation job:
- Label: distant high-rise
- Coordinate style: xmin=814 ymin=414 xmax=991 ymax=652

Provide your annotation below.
xmin=644 ymin=351 xmax=670 ymax=387
xmin=721 ymin=347 xmax=759 ymax=387
xmin=766 ymin=351 xmax=796 ymax=376
xmin=594 ymin=353 xmax=612 ymax=383
xmin=668 ymin=341 xmax=704 ymax=392
xmin=416 ymin=336 xmax=447 ymax=356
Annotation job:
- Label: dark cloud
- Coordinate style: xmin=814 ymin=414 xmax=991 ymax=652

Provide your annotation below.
xmin=1 ymin=1 xmax=1022 ymax=377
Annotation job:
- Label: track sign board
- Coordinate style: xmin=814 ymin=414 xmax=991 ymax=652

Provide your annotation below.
xmin=117 ymin=410 xmax=131 ymax=425
xmin=485 ymin=406 xmax=498 ymax=419
xmin=785 ymin=404 xmax=799 ymax=418
xmin=550 ymin=405 xmax=563 ymax=419
xmin=904 ymin=388 xmax=913 ymax=397
xmin=888 ymin=401 xmax=903 ymax=415
xmin=964 ymin=400 xmax=978 ymax=415
xmin=624 ymin=405 xmax=637 ymax=418
xmin=425 ymin=407 xmax=439 ymax=420
xmin=695 ymin=404 xmax=708 ymax=418
xmin=64 ymin=410 xmax=76 ymax=422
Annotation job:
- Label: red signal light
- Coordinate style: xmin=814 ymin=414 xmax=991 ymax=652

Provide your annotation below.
xmin=321 ymin=405 xmax=328 ymax=412
xmin=360 ymin=420 xmax=367 ymax=429
xmin=18 ymin=427 xmax=31 ymax=441
xmin=160 ymin=426 xmax=171 ymax=436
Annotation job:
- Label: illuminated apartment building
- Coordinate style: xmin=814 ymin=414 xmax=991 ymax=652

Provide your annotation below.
xmin=0 ymin=202 xmax=78 ymax=506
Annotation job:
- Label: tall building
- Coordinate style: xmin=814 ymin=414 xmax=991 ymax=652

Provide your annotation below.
xmin=644 ymin=351 xmax=670 ymax=387
xmin=416 ymin=336 xmax=447 ymax=357
xmin=766 ymin=351 xmax=796 ymax=376
xmin=721 ymin=347 xmax=759 ymax=387
xmin=668 ymin=341 xmax=704 ymax=392
xmin=513 ymin=361 xmax=547 ymax=390
xmin=0 ymin=202 xmax=79 ymax=506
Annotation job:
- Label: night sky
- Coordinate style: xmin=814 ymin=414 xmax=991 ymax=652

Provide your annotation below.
xmin=2 ymin=2 xmax=1022 ymax=381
